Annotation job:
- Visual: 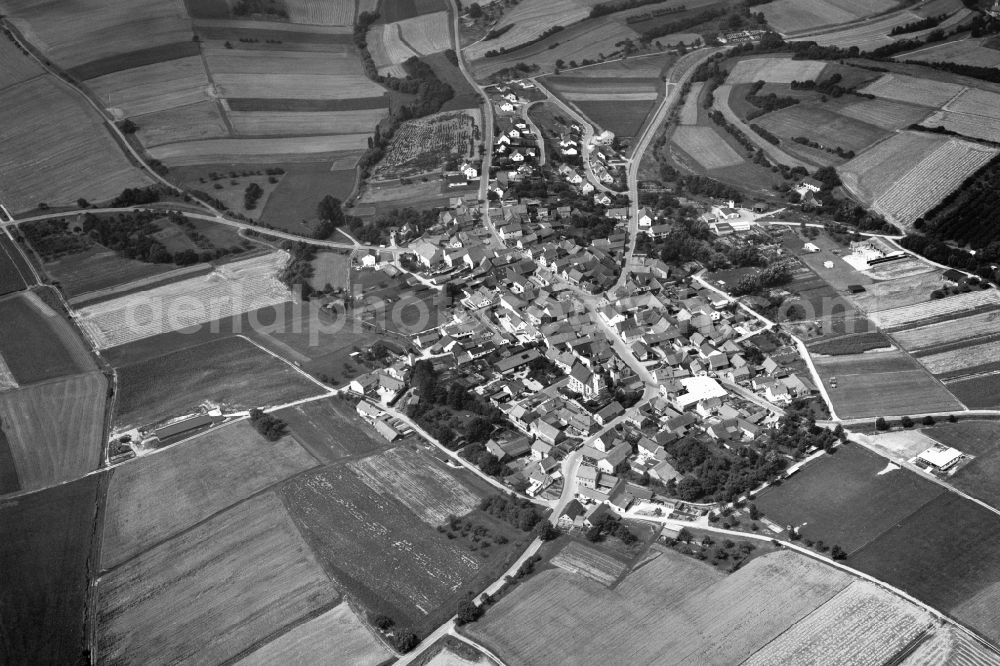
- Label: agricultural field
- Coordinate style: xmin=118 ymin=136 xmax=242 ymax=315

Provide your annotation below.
xmin=742 ymin=580 xmax=932 ymax=666
xmin=260 ymin=161 xmax=360 ymax=234
xmin=0 ymin=291 xmax=95 ymax=385
xmin=236 ymin=602 xmax=392 ymax=666
xmin=836 ymin=98 xmax=934 ymax=131
xmin=544 ymin=75 xmax=659 ymax=137
xmin=861 ymin=429 xmax=941 ymax=463
xmin=275 ymin=397 xmax=389 ymax=464
xmin=867 ymin=289 xmax=1000 ymax=330
xmin=850 ymin=493 xmax=1000 ymax=644
xmin=812 ymin=350 xmax=963 ymax=418
xmin=284 ymin=0 xmax=355 ymax=25
xmin=726 ymin=57 xmax=827 ymax=84
xmin=309 ymin=250 xmax=351 ymax=292
xmin=369 ymin=22 xmax=418 ymax=77
xmin=901 ymin=37 xmax=1000 ymax=68
xmin=677 ymin=81 xmax=703 ymax=125
xmin=0 ymin=372 xmax=107 ymax=492
xmin=112 ymin=335 xmax=323 ymax=430
xmin=464 ymin=0 xmax=592 ymax=61
xmin=101 ymin=419 xmax=318 ymax=568
xmin=465 ymin=548 xmax=856 ymax=665
xmin=278 ymin=460 xmax=516 ymax=634
xmin=756 ymin=105 xmax=885 ymax=154
xmin=97 ymin=491 xmax=340 ymax=665
xmin=150 ymin=135 xmax=370 ymax=166
xmin=1 ymin=0 xmax=191 ymax=70
xmin=0 ymin=31 xmax=43 ymax=90
xmin=760 ymin=0 xmax=898 ymax=35
xmin=133 ymin=101 xmax=229 ymax=147
xmin=0 ymin=236 xmax=31 ymax=296
xmin=348 ymin=446 xmax=481 ymax=525
xmin=859 ymin=73 xmax=965 ymax=108
xmin=372 ymin=110 xmax=478 ymax=179
xmin=756 ymin=443 xmax=944 ymax=553
xmin=396 ymin=11 xmax=453 ymax=55
xmin=916 ymin=339 xmax=1000 ymax=376
xmin=922 ymin=109 xmax=1000 ymax=143
xmin=926 ymin=421 xmax=1000 ymax=510
xmin=230 ymin=108 xmax=387 ymax=135
xmin=945 ymin=374 xmax=1000 ymax=411
xmin=713 ymin=84 xmax=812 ymax=169
xmin=0 ymin=475 xmax=102 ymax=665
xmin=902 ymin=625 xmax=1000 ymax=666
xmin=0 ymin=76 xmax=152 ymax=212
xmin=847 ymin=271 xmax=946 ymax=314
xmin=568 ymin=52 xmax=676 ymax=79
xmin=76 ymin=251 xmax=291 ymax=348
xmin=85 ymin=56 xmax=212 ymax=118
xmin=551 ymin=541 xmax=628 ymax=586
xmin=806 ymin=332 xmax=893 ymax=356
xmin=796 ymin=10 xmax=925 ymax=51
xmin=671 ymin=126 xmax=744 ymax=169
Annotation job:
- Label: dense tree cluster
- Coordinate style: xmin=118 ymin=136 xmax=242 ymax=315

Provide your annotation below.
xmin=277 ymin=242 xmax=317 ymax=300
xmin=744 ymin=80 xmax=799 ymax=120
xmin=232 ymin=0 xmax=287 ymax=18
xmin=730 ymin=261 xmax=794 ymax=296
xmin=890 ymin=14 xmax=944 ymax=36
xmin=584 ymin=512 xmax=637 ymax=544
xmin=407 ymin=360 xmax=503 ymax=451
xmin=248 ymin=408 xmax=287 ymax=441
xmin=479 ymin=494 xmax=545 ymax=532
xmin=663 ymin=437 xmax=787 ymax=502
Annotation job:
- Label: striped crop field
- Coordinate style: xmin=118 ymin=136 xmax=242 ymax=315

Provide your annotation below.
xmin=726 ymin=57 xmax=827 ymax=84
xmin=762 ymin=0 xmax=897 ymax=34
xmin=892 ymin=310 xmax=1000 ymax=352
xmin=672 ymin=126 xmax=744 ymax=170
xmin=396 ymin=11 xmax=452 ymax=55
xmin=149 ymin=135 xmax=369 ymax=165
xmin=859 ymin=74 xmax=965 ymax=108
xmin=465 ymin=0 xmax=591 ymax=61
xmin=900 ymin=37 xmax=1000 ymax=68
xmin=551 ymin=542 xmax=627 ymax=586
xmin=134 ymin=101 xmax=229 ymax=147
xmin=86 ymin=56 xmax=212 ymax=117
xmin=796 ymin=11 xmax=924 ymax=51
xmin=229 ymin=109 xmax=387 ymax=136
xmin=0 ymin=32 xmax=44 ymax=91
xmin=836 ymin=98 xmax=933 ymax=131
xmin=869 ymin=289 xmax=1000 ymax=330
xmin=839 ymin=131 xmax=947 ymax=205
xmin=368 ymin=23 xmax=418 ymax=77
xmin=284 ymin=0 xmax=355 ymax=25
xmin=918 ymin=341 xmax=1000 ymax=376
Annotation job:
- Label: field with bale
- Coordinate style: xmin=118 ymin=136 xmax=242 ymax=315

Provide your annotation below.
xmin=97 ymin=491 xmax=340 ymax=666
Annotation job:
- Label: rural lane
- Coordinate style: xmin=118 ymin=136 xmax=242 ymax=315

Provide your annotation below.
xmin=713 ymin=84 xmax=813 ymax=169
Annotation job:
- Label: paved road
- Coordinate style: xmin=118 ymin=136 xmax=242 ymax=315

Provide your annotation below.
xmin=521 ymin=101 xmax=547 ymax=166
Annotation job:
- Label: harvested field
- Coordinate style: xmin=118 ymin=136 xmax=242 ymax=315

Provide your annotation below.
xmin=2 ymin=0 xmax=191 ymax=69
xmin=726 ymin=57 xmax=827 ymax=84
xmin=466 ymin=548 xmax=852 ymax=666
xmin=800 ymin=11 xmax=924 ymax=50
xmin=569 ymin=53 xmax=676 ymax=78
xmin=134 ymin=101 xmax=229 ymax=147
xmin=871 ymin=138 xmax=998 ymax=228
xmin=678 ymin=81 xmax=703 ymax=125
xmin=743 ymin=580 xmax=931 ymax=666
xmin=761 ymin=0 xmax=897 ymax=34
xmin=922 ymin=108 xmax=1000 ymax=143
xmin=68 ymin=41 xmax=202 ymax=81
xmin=918 ymin=341 xmax=1000 ymax=376
xmin=285 ymin=0 xmax=355 ymax=25
xmin=893 ymin=310 xmax=1000 ymax=351
xmin=813 ymin=351 xmax=963 ymax=418
xmin=369 ymin=22 xmax=418 ymax=76
xmin=348 ymin=447 xmax=480 ymax=526
xmin=0 ymin=32 xmax=43 ymax=91
xmin=0 ymin=475 xmax=101 ymax=665
xmin=868 ymin=289 xmax=1000 ymax=330
xmin=230 ymin=108 xmax=387 ymax=136
xmin=227 ymin=97 xmax=389 ymax=111
xmin=902 ymin=625 xmax=1000 ymax=666
xmin=85 ymin=56 xmax=211 ymax=117
xmin=77 ymin=251 xmax=291 ymax=348
xmin=150 ymin=135 xmax=369 ymax=165
xmin=0 ymin=372 xmax=107 ymax=492
xmin=275 ymin=397 xmax=388 ymax=464
xmin=838 ymin=131 xmax=946 ymax=204
xmin=756 ymin=104 xmax=885 ymax=153
xmin=102 ymin=418 xmax=317 ymax=568
xmin=372 ymin=109 xmax=477 ymax=178
xmin=465 ymin=0 xmax=591 ymax=61
xmin=672 ymin=126 xmax=743 ymax=169
xmin=756 ymin=443 xmax=943 ymax=553
xmin=551 ymin=541 xmax=628 ymax=586
xmin=0 ymin=291 xmax=95 ymax=384
xmin=279 ymin=463 xmax=494 ymax=631
xmin=848 ymin=271 xmax=946 ymax=314
xmin=0 ymin=76 xmax=152 ymax=212
xmin=236 ymin=603 xmax=391 ymax=666
xmin=851 ymin=493 xmax=1000 ymax=644
xmin=947 ymin=373 xmax=1000 ymax=411
xmin=98 ymin=491 xmax=339 ymax=665
xmin=859 ymin=73 xmax=965 ymax=108
xmin=902 ymin=37 xmax=1000 ymax=68
xmin=205 ymin=48 xmax=384 ymax=99
xmin=837 ymin=98 xmax=933 ymax=131
xmin=112 ymin=335 xmax=322 ymax=430
xmin=396 ymin=11 xmax=452 ymax=55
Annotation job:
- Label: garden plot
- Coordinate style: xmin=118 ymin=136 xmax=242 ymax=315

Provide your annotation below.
xmin=726 ymin=58 xmax=827 ymax=85
xmin=76 ymin=251 xmax=291 ymax=348
xmin=230 ymin=109 xmax=387 ymax=135
xmin=372 ymin=110 xmax=477 ymax=179
xmin=150 ymin=136 xmax=369 ymax=165
xmin=102 ymin=418 xmax=318 ymax=568
xmin=672 ymin=126 xmax=744 ymax=169
xmin=0 ymin=76 xmax=152 ymax=212
xmin=837 ymin=98 xmax=933 ymax=131
xmin=396 ymin=11 xmax=452 ymax=55
xmin=86 ymin=56 xmax=211 ymax=117
xmin=761 ymin=0 xmax=897 ymax=34
xmin=1 ymin=0 xmax=191 ymax=69
xmin=892 ymin=310 xmax=1000 ymax=351
xmin=284 ymin=0 xmax=355 ymax=25
xmin=348 ymin=447 xmax=480 ymax=526
xmin=859 ymin=74 xmax=965 ymax=108
xmin=467 ymin=548 xmax=851 ymax=666
xmin=868 ymin=289 xmax=1000 ymax=330
xmin=743 ymin=580 xmax=931 ymax=666
xmin=236 ymin=603 xmax=391 ymax=666
xmin=97 ymin=492 xmax=339 ymax=666
xmin=465 ymin=0 xmax=592 ymax=61
xmin=134 ymin=101 xmax=229 ymax=147
xmin=551 ymin=541 xmax=627 ymax=586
